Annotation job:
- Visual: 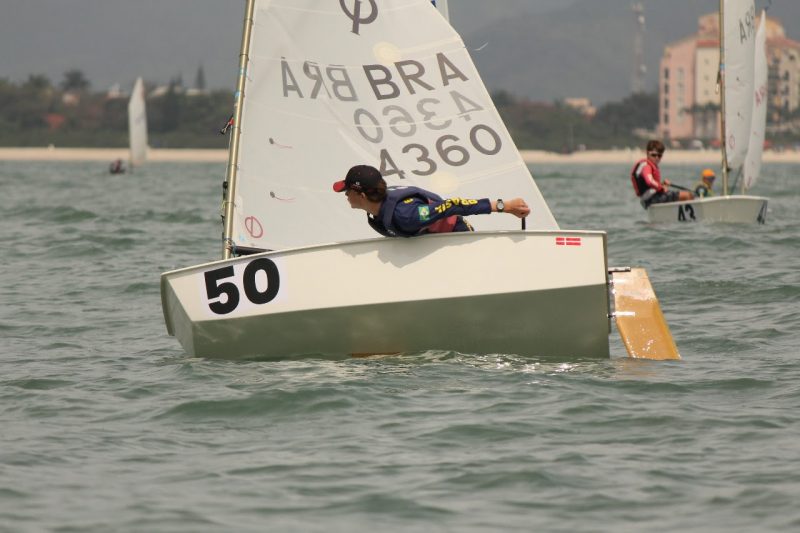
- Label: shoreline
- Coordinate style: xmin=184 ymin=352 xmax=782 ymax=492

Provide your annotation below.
xmin=1 ymin=146 xmax=799 ymax=164
xmin=0 ymin=147 xmax=227 ymax=163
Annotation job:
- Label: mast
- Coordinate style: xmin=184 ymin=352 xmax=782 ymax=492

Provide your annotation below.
xmin=222 ymin=0 xmax=257 ymax=259
xmin=718 ymin=0 xmax=730 ymax=196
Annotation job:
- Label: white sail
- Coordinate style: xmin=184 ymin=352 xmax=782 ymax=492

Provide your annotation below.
xmin=722 ymin=0 xmax=756 ymax=170
xmin=743 ymin=10 xmax=767 ymax=190
xmin=231 ymin=0 xmax=557 ymax=252
xmin=127 ymin=77 xmax=148 ymax=167
xmin=431 ymin=0 xmax=449 ymax=21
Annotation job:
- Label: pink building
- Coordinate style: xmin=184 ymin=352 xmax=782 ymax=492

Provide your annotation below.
xmin=658 ymin=13 xmax=800 ymax=144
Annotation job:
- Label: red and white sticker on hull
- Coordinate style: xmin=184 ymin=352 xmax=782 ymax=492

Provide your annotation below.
xmin=555 ymin=236 xmax=582 ymax=246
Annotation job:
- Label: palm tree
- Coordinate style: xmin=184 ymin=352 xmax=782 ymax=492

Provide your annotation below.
xmin=60 ymin=69 xmax=90 ymax=92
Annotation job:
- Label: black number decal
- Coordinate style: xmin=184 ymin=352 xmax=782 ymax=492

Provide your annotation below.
xmin=205 ymin=266 xmax=240 ymax=315
xmin=757 ymin=202 xmax=767 ymax=224
xmin=243 ymin=258 xmax=280 ymax=304
xmin=677 ymin=204 xmax=696 ymax=222
xmin=204 ymin=259 xmax=281 ymax=314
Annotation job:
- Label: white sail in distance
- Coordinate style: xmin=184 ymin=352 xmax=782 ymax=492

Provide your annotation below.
xmin=127 ymin=77 xmax=148 ymax=167
xmin=722 ymin=0 xmax=756 ymax=170
xmin=230 ymin=0 xmax=558 ymax=252
xmin=743 ymin=10 xmax=767 ymax=190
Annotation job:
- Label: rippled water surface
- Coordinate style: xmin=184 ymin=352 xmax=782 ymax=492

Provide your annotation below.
xmin=2 ymin=160 xmax=799 ymax=532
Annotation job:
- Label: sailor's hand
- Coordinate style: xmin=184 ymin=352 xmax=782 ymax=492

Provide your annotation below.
xmin=505 ymin=198 xmax=530 ymax=218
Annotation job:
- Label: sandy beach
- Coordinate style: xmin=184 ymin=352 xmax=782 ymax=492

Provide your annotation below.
xmin=1 ymin=146 xmax=799 ymax=164
xmin=0 ymin=147 xmax=228 ymax=163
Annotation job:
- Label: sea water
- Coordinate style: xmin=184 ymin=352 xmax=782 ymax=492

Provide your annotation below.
xmin=1 ymin=160 xmax=799 ymax=532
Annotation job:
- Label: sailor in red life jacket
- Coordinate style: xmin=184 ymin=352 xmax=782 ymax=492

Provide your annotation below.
xmin=333 ymin=165 xmax=530 ymax=237
xmin=631 ymin=140 xmax=693 ymax=209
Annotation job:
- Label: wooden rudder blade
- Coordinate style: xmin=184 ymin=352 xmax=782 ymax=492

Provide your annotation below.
xmin=611 ymin=268 xmax=681 ymax=360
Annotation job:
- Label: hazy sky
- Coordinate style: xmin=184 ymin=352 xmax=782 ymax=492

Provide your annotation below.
xmin=1 ymin=0 xmax=789 ymax=102
xmin=0 ymin=0 xmax=576 ymax=92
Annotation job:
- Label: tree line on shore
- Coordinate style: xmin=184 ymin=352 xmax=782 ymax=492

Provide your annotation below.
xmin=0 ymin=70 xmax=232 ymax=149
xmin=1 ymin=70 xmax=797 ymax=151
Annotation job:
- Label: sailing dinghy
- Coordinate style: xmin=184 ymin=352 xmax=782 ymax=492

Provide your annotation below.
xmin=127 ymin=77 xmax=148 ymax=169
xmin=160 ymin=0 xmax=678 ymax=360
xmin=648 ymin=0 xmax=767 ymax=224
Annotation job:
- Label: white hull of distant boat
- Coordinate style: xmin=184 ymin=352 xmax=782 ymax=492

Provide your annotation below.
xmin=161 ymin=231 xmax=612 ymax=359
xmin=647 ymin=195 xmax=768 ymax=224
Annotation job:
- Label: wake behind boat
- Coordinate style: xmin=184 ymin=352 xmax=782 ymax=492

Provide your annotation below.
xmin=160 ymin=0 xmax=679 ymax=360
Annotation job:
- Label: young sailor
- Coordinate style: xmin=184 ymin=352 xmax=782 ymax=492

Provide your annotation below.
xmin=693 ymin=168 xmax=716 ymax=198
xmin=109 ymin=159 xmax=125 ymax=174
xmin=333 ymin=165 xmax=529 ymax=237
xmin=631 ymin=140 xmax=693 ymax=208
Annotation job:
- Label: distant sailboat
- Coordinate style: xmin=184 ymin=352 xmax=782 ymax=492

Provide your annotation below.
xmin=648 ymin=0 xmax=768 ymax=224
xmin=127 ymin=77 xmax=148 ymax=169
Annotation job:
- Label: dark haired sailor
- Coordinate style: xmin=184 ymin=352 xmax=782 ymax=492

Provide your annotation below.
xmin=333 ymin=164 xmax=529 ymax=237
xmin=631 ymin=139 xmax=693 ymax=209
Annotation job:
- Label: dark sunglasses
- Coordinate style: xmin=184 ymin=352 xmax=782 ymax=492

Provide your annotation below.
xmin=649 ymin=151 xmax=664 ymax=158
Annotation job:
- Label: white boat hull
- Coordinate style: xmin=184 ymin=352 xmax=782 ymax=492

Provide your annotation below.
xmin=647 ymin=195 xmax=768 ymax=224
xmin=161 ymin=231 xmax=611 ymax=359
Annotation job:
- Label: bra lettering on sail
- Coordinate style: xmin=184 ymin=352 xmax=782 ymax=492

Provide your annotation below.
xmin=280 ymin=53 xmax=469 ymax=103
xmin=339 ymin=0 xmax=378 ymax=35
xmin=281 ymin=60 xmax=357 ymax=101
xmin=364 ymin=54 xmax=469 ymax=100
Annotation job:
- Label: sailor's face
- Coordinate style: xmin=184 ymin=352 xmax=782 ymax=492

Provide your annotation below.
xmin=345 ymin=188 xmax=366 ymax=209
xmin=648 ymin=151 xmax=663 ymax=164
